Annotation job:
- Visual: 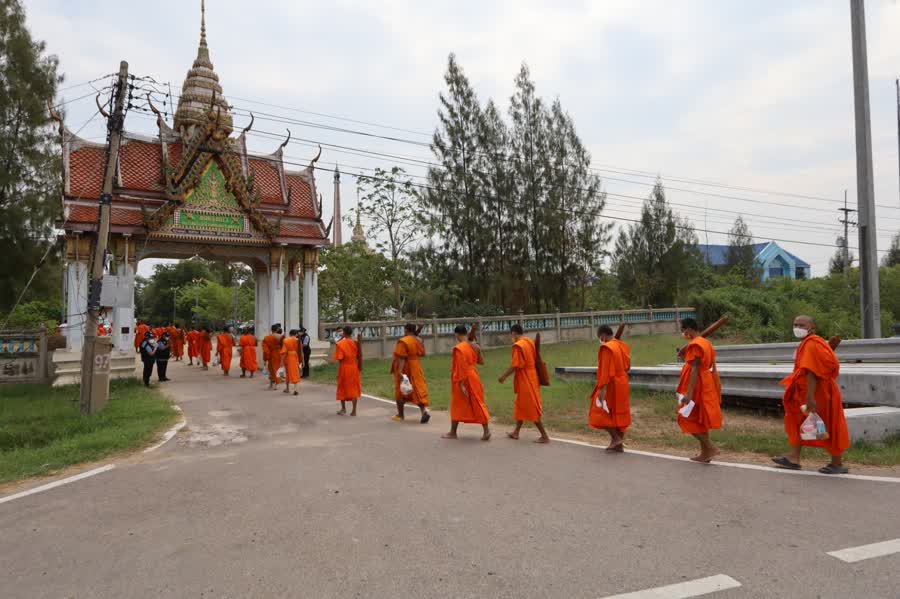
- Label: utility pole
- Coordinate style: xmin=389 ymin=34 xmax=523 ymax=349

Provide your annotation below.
xmin=849 ymin=0 xmax=881 ymax=339
xmin=173 ymin=287 xmax=178 ymax=322
xmin=896 ymin=78 xmax=899 ymax=208
xmin=79 ymin=61 xmax=129 ymax=414
xmin=838 ymin=189 xmax=857 ymax=278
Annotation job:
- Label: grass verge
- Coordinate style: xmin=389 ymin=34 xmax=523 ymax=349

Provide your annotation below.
xmin=0 ymin=379 xmax=179 ymax=484
xmin=310 ymin=334 xmax=900 ymax=467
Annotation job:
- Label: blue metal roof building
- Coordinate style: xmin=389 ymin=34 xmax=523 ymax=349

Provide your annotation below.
xmin=698 ymin=241 xmax=811 ymax=281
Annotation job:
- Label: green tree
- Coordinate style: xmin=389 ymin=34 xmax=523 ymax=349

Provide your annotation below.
xmin=0 ymin=0 xmax=63 ymax=314
xmin=726 ymin=216 xmax=760 ymax=286
xmin=611 ymin=179 xmax=700 ymax=306
xmin=882 ymin=232 xmax=900 ymax=268
xmin=829 ymin=244 xmax=855 ymax=275
xmin=318 ymin=242 xmax=393 ymax=322
xmin=421 ymin=54 xmax=488 ymax=301
xmin=354 ymin=166 xmax=420 ymax=314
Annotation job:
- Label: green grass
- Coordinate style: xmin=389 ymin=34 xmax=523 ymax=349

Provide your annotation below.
xmin=0 ymin=379 xmax=179 ymax=484
xmin=311 ymin=334 xmax=900 ymax=466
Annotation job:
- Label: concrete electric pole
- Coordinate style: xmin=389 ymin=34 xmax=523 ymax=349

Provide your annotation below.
xmin=849 ymin=0 xmax=881 ymax=338
xmin=79 ymin=61 xmax=129 ymax=413
xmin=838 ymin=190 xmax=857 ymax=279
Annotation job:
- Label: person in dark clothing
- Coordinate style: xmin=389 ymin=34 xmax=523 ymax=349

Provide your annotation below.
xmin=299 ymin=327 xmax=312 ymax=378
xmin=156 ymin=332 xmax=172 ymax=382
xmin=139 ymin=331 xmax=158 ymax=387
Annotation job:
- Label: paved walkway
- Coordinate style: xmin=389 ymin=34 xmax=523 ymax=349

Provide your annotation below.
xmin=2 ymin=361 xmax=899 ymax=598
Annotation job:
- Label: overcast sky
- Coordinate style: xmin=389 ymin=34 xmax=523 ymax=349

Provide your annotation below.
xmin=25 ymin=0 xmax=900 ymax=277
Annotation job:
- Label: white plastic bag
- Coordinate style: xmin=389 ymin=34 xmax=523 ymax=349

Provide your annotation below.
xmin=678 ymin=400 xmax=696 ymax=418
xmin=400 ymin=374 xmax=413 ymax=396
xmin=212 ymin=355 xmax=220 ymax=367
xmin=800 ymin=413 xmax=829 ymax=441
xmin=595 ymin=396 xmax=609 ymax=413
xmin=277 ymin=366 xmax=286 ymax=379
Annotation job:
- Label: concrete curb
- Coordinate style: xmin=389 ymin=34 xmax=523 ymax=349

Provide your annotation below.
xmin=143 ymin=405 xmax=186 ymax=454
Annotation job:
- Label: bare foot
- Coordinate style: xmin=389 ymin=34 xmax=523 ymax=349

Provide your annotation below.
xmin=507 ymin=431 xmax=519 ymax=440
xmin=481 ymin=431 xmax=492 ymax=441
xmin=283 ymin=389 xmax=289 ymax=394
xmin=350 ymin=411 xmax=357 ymax=417
xmin=606 ymin=443 xmax=625 ymax=453
xmin=691 ymin=447 xmax=720 ymax=463
xmin=441 ymin=433 xmax=458 ymax=439
xmin=534 ymin=437 xmax=550 ymax=444
xmin=336 ymin=410 xmax=346 ymax=416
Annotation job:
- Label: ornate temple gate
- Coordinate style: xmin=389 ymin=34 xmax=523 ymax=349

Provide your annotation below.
xmin=57 ymin=2 xmax=330 ymax=367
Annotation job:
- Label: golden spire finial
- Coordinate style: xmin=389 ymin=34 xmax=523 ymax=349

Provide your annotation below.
xmin=200 ymin=0 xmax=207 ymax=48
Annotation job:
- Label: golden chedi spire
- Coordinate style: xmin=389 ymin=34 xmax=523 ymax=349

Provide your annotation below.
xmin=174 ymin=0 xmax=234 ymax=139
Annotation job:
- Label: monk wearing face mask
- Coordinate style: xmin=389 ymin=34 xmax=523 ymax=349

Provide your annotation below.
xmin=772 ymin=315 xmax=850 ymax=474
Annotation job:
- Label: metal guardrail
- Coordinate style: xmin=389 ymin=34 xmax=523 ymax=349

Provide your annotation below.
xmin=715 ymin=337 xmax=900 ymax=363
xmin=321 ymin=307 xmax=696 ymax=341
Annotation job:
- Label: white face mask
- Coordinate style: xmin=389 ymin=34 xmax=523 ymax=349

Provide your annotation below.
xmin=793 ymin=327 xmax=809 ymax=339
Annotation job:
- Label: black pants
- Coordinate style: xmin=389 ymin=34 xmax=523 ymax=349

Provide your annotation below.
xmin=142 ymin=359 xmax=154 ymax=386
xmin=302 ymin=347 xmax=311 ymax=378
xmin=156 ymin=359 xmax=169 ymax=381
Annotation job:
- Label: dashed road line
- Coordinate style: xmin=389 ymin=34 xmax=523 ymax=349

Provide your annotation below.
xmin=361 ymin=394 xmax=900 ymax=484
xmin=598 ymin=574 xmax=742 ymax=598
xmin=827 ymin=538 xmax=900 ymax=563
xmin=0 ymin=465 xmax=116 ymax=506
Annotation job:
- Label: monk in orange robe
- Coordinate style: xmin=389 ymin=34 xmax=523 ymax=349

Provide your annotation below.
xmin=238 ymin=328 xmax=259 ymax=378
xmin=333 ymin=326 xmax=361 ymax=416
xmin=280 ymin=330 xmax=303 ymax=395
xmin=676 ymin=318 xmax=723 ymax=463
xmin=134 ymin=320 xmax=149 ymax=353
xmin=443 ymin=325 xmax=491 ymax=441
xmin=216 ymin=326 xmax=234 ymax=376
xmin=262 ymin=324 xmax=284 ymax=390
xmin=199 ymin=327 xmax=212 ymax=370
xmin=173 ymin=324 xmax=185 ymax=361
xmin=167 ymin=324 xmax=179 ymax=360
xmin=589 ymin=325 xmax=632 ymax=452
xmin=187 ymin=327 xmax=198 ymax=365
xmin=154 ymin=325 xmax=166 ymax=340
xmin=773 ymin=315 xmax=851 ymax=474
xmin=390 ymin=323 xmax=431 ymax=424
xmin=499 ymin=324 xmax=550 ymax=443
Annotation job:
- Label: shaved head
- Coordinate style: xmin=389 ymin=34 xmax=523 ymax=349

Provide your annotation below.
xmin=793 ymin=314 xmax=816 ymax=332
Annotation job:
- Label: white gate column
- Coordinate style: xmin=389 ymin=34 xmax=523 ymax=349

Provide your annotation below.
xmin=285 ymin=260 xmax=301 ymax=333
xmin=111 ymin=261 xmax=135 ymax=353
xmin=64 ymin=260 xmax=89 ymax=351
xmin=302 ymin=257 xmax=319 ymax=341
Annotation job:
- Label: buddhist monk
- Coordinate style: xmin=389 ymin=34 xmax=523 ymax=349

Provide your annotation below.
xmin=239 ymin=327 xmax=259 ymax=378
xmin=154 ymin=323 xmax=166 ymax=340
xmin=281 ymin=329 xmax=302 ymax=395
xmin=443 ymin=325 xmax=491 ymax=441
xmin=167 ymin=323 xmax=179 ymax=360
xmin=589 ymin=325 xmax=632 ymax=452
xmin=773 ymin=315 xmax=851 ymax=474
xmin=333 ymin=325 xmax=361 ymax=416
xmin=173 ymin=323 xmax=185 ymax=361
xmin=134 ymin=319 xmax=149 ymax=354
xmin=676 ymin=318 xmax=722 ymax=463
xmin=499 ymin=324 xmax=550 ymax=443
xmin=199 ymin=326 xmax=212 ymax=370
xmin=187 ymin=326 xmax=199 ymax=365
xmin=391 ymin=323 xmax=431 ymax=424
xmin=216 ymin=326 xmax=234 ymax=376
xmin=262 ymin=324 xmax=284 ymax=390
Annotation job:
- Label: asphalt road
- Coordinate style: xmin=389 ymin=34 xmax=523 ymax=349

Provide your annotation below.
xmin=2 ymin=361 xmax=899 ymax=598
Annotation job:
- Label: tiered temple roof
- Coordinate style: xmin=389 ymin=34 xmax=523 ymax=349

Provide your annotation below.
xmin=59 ymin=1 xmax=328 ymax=248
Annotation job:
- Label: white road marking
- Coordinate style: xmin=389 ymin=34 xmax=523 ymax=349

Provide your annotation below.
xmin=143 ymin=405 xmax=186 ymax=453
xmin=598 ymin=574 xmax=741 ymax=598
xmin=361 ymin=394 xmax=900 ymax=484
xmin=0 ymin=465 xmax=116 ymax=505
xmin=827 ymin=538 xmax=900 ymax=563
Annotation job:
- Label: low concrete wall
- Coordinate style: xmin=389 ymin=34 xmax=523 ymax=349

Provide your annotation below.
xmin=716 ymin=337 xmax=900 ymax=364
xmin=325 ymin=307 xmax=693 ymax=361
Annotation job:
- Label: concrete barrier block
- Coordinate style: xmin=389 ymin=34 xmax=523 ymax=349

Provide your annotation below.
xmin=845 ymin=407 xmax=900 ymax=443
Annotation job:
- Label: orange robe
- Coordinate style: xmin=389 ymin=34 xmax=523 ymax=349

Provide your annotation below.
xmin=239 ymin=334 xmax=259 ymax=372
xmin=589 ymin=338 xmax=632 ymax=433
xmin=133 ymin=323 xmax=149 ymax=350
xmin=216 ymin=333 xmax=234 ymax=374
xmin=450 ymin=341 xmax=490 ymax=424
xmin=280 ymin=336 xmax=302 ymax=384
xmin=187 ymin=330 xmax=199 ymax=359
xmin=97 ymin=324 xmax=107 ymax=337
xmin=154 ymin=327 xmax=165 ymax=340
xmin=676 ymin=337 xmax=722 ymax=434
xmin=200 ymin=332 xmax=212 ymax=365
xmin=780 ymin=335 xmax=850 ymax=456
xmin=391 ymin=335 xmax=429 ymax=406
xmin=262 ymin=334 xmax=283 ymax=383
xmin=511 ymin=337 xmax=542 ymax=422
xmin=167 ymin=326 xmax=179 ymax=356
xmin=333 ymin=337 xmax=362 ymax=401
xmin=172 ymin=329 xmax=185 ymax=359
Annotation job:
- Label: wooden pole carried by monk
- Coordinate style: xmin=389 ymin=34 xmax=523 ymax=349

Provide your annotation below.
xmin=534 ymin=332 xmax=551 ymax=387
xmin=614 ymin=320 xmax=626 ymax=340
xmin=677 ymin=315 xmax=729 ymax=359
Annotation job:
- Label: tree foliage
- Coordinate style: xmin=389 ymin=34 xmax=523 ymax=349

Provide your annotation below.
xmin=725 ymin=216 xmax=759 ymax=286
xmin=318 ymin=242 xmax=393 ymax=322
xmin=611 ymin=180 xmax=701 ymax=306
xmin=0 ymin=0 xmax=63 ymax=313
xmin=883 ymin=232 xmax=900 ymax=268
